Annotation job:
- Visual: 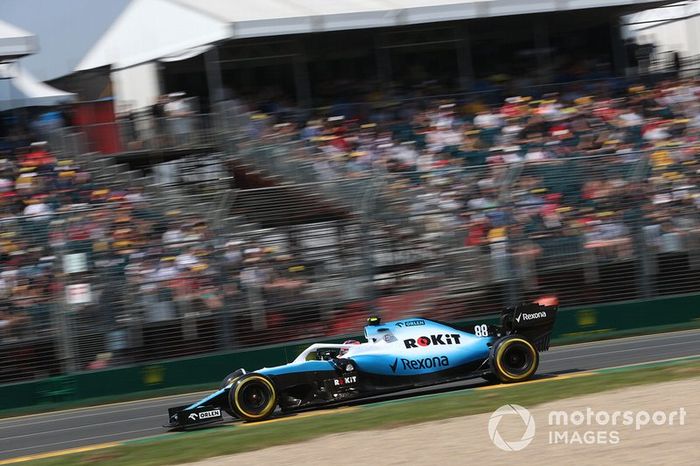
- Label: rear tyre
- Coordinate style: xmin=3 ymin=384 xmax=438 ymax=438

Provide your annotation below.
xmin=489 ymin=336 xmax=539 ymax=383
xmin=228 ymin=374 xmax=278 ymax=422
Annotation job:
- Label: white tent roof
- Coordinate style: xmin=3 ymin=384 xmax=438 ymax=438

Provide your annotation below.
xmin=77 ymin=0 xmax=669 ymax=71
xmin=626 ymin=0 xmax=699 ymax=31
xmin=77 ymin=0 xmax=231 ymax=71
xmin=0 ymin=62 xmax=76 ymax=111
xmin=0 ymin=18 xmax=38 ymax=60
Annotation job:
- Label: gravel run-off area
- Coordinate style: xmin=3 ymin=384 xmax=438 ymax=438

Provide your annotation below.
xmin=184 ymin=377 xmax=700 ymax=466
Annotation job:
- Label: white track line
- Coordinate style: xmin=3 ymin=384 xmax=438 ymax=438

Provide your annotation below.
xmin=0 ymin=392 xmax=208 ymax=429
xmin=0 ymin=427 xmax=163 ymax=455
xmin=547 ymin=329 xmax=700 ymax=353
xmin=0 ymin=414 xmax=164 ymax=442
xmin=545 ymin=340 xmax=699 ymax=362
xmin=592 ymin=354 xmax=700 ymax=370
xmin=0 ymin=390 xmax=211 ymax=422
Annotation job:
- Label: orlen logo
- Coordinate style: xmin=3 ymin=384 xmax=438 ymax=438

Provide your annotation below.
xmin=404 ymin=333 xmax=461 ymax=349
xmin=515 ymin=311 xmax=547 ymax=323
xmin=197 ymin=409 xmax=221 ymax=420
xmin=396 ymin=320 xmax=425 ymax=328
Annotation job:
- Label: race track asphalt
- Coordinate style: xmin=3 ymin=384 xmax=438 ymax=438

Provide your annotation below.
xmin=1 ymin=329 xmax=699 ymax=461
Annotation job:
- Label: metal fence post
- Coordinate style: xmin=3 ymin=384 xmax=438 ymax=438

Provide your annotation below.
xmin=55 ymin=233 xmax=77 ymax=374
xmin=359 ymin=178 xmax=381 ymax=312
xmin=502 ymin=241 xmax=519 ymax=307
xmin=635 ymin=226 xmax=654 ymax=298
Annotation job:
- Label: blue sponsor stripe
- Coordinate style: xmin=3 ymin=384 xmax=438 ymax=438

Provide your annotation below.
xmin=258 ymin=360 xmax=335 ymax=376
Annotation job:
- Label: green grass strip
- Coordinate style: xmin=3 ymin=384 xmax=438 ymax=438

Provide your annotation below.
xmin=20 ymin=357 xmax=700 ymax=466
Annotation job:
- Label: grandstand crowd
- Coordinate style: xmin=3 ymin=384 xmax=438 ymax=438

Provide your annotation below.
xmin=251 ymin=76 xmax=699 ymax=283
xmin=289 ymin=79 xmax=696 ymax=238
xmin=1 ymin=75 xmax=699 ymax=380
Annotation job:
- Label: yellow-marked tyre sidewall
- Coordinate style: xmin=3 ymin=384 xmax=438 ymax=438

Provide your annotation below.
xmin=493 ymin=337 xmax=539 ymax=383
xmin=230 ymin=374 xmax=277 ymax=421
xmin=220 ymin=371 xmax=244 ymax=417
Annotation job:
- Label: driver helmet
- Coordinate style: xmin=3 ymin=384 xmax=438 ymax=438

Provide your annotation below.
xmin=338 ymin=339 xmax=361 ymax=356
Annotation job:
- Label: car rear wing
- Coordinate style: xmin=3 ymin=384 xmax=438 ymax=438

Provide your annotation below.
xmin=500 ymin=302 xmax=558 ymax=351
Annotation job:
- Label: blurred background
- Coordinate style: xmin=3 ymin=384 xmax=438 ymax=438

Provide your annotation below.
xmin=0 ymin=0 xmax=699 ymax=392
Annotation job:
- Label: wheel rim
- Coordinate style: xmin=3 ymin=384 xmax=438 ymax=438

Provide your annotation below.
xmin=241 ymin=384 xmax=269 ymax=412
xmin=501 ymin=342 xmax=534 ymax=376
xmin=235 ymin=378 xmax=275 ymax=417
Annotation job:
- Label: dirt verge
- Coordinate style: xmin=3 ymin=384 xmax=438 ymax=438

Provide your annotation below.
xmin=184 ymin=377 xmax=699 ymax=466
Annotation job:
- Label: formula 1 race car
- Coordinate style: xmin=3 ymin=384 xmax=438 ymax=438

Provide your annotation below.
xmin=166 ymin=302 xmax=557 ymax=428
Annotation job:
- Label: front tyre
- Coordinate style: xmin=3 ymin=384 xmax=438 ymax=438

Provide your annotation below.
xmin=490 ymin=336 xmax=539 ymax=383
xmin=220 ymin=368 xmax=247 ymax=389
xmin=220 ymin=368 xmax=247 ymax=417
xmin=228 ymin=374 xmax=278 ymax=422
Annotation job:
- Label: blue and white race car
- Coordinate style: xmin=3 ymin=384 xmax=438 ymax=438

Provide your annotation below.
xmin=166 ymin=302 xmax=557 ymax=427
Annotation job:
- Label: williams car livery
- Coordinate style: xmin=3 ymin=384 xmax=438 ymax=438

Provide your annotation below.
xmin=166 ymin=302 xmax=557 ymax=427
